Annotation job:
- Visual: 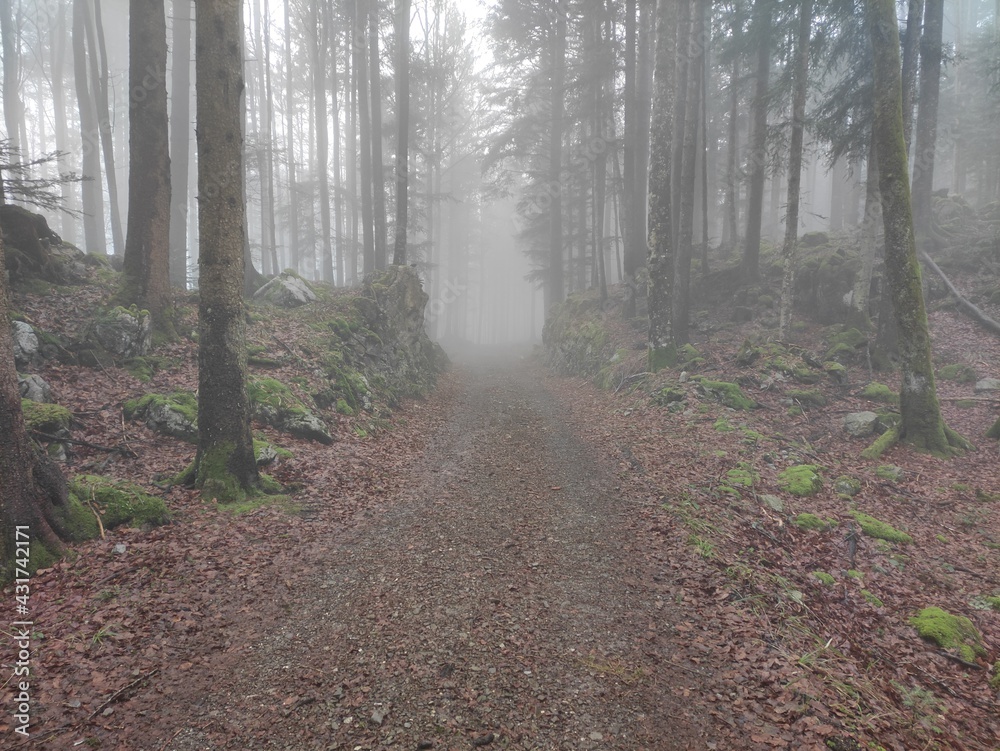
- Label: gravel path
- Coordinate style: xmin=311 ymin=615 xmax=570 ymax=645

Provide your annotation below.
xmin=165 ymin=355 xmax=715 ymax=750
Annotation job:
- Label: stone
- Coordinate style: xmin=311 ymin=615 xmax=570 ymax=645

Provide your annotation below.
xmin=144 ymin=401 xmax=198 ymax=441
xmin=974 ymin=378 xmax=1000 ymax=393
xmin=280 ymin=410 xmax=333 ymax=445
xmin=11 ymin=321 xmax=39 ymax=366
xmin=253 ymin=271 xmax=317 ymax=308
xmin=91 ymin=306 xmax=152 ymax=358
xmin=844 ymin=411 xmax=880 ymax=438
xmin=18 ymin=373 xmax=52 ymax=403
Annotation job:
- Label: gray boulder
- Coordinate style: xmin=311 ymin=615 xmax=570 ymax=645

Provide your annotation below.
xmin=12 ymin=321 xmax=39 ymax=367
xmin=974 ymin=378 xmax=1000 ymax=393
xmin=18 ymin=374 xmax=52 ymax=403
xmin=91 ymin=306 xmax=152 ymax=358
xmin=844 ymin=411 xmax=880 ymax=438
xmin=253 ymin=272 xmax=317 ymax=308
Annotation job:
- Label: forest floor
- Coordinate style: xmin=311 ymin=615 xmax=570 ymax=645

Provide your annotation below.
xmin=3 ymin=280 xmax=1000 ymax=750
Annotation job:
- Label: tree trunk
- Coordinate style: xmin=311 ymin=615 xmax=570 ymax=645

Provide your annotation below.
xmin=852 ymin=136 xmax=880 ymax=325
xmin=73 ymin=0 xmax=106 ymax=256
xmin=867 ymin=0 xmax=964 ymax=456
xmin=723 ymin=53 xmax=739 ymax=250
xmin=91 ymin=0 xmax=125 ymax=257
xmin=911 ymin=0 xmax=943 ymax=241
xmin=0 ymin=0 xmax=21 ymax=159
xmin=283 ymin=0 xmax=300 ymax=272
xmin=193 ymin=0 xmax=259 ymax=498
xmin=674 ymin=0 xmax=703 ymax=346
xmin=369 ymin=1 xmax=387 ymax=270
xmin=778 ymin=0 xmax=812 ymax=339
xmin=50 ymin=4 xmax=76 ymax=243
xmin=742 ymin=0 xmax=771 ymax=281
xmin=647 ymin=0 xmax=678 ymax=371
xmin=121 ymin=0 xmax=173 ymax=336
xmin=347 ymin=22 xmax=359 ymax=284
xmin=314 ymin=2 xmax=333 ymax=283
xmin=356 ymin=0 xmax=376 ymax=276
xmin=621 ymin=0 xmax=638 ymax=317
xmin=548 ymin=0 xmax=566 ymax=311
xmin=900 ymin=0 xmax=923 ymax=154
xmin=169 ymin=0 xmax=193 ymax=288
xmin=332 ymin=30 xmax=344 ymax=284
xmin=392 ymin=0 xmax=410 ymax=265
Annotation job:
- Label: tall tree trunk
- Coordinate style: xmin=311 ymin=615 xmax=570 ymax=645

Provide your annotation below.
xmin=283 ymin=0 xmax=300 ymax=272
xmin=50 ymin=4 xmax=76 ymax=243
xmin=332 ymin=31 xmax=344 ymax=284
xmin=547 ymin=0 xmax=566 ymax=310
xmin=674 ymin=0 xmax=703 ymax=346
xmin=393 ymin=0 xmax=410 ymax=266
xmin=621 ymin=0 xmax=638 ymax=316
xmin=356 ymin=0 xmax=376 ymax=275
xmin=0 ymin=0 xmax=21 ymax=159
xmin=73 ymin=0 xmax=106 ymax=255
xmin=867 ymin=0 xmax=965 ymax=456
xmin=670 ymin=0 xmax=692 ymax=251
xmin=723 ymin=53 xmax=739 ymax=250
xmin=169 ymin=0 xmax=193 ymax=287
xmin=900 ymin=0 xmax=923 ymax=154
xmin=911 ymin=0 xmax=943 ymax=242
xmin=91 ymin=0 xmax=125 ymax=257
xmin=852 ymin=136 xmax=880 ymax=325
xmin=0 ymin=235 xmax=73 ymax=573
xmin=314 ymin=2 xmax=333 ymax=283
xmin=121 ymin=0 xmax=173 ymax=336
xmin=369 ymin=1 xmax=387 ymax=270
xmin=193 ymin=0 xmax=259 ymax=499
xmin=742 ymin=0 xmax=771 ymax=281
xmin=347 ymin=23 xmax=359 ymax=284
xmin=262 ymin=0 xmax=279 ymax=275
xmin=647 ymin=0 xmax=678 ymax=371
xmin=778 ymin=0 xmax=812 ymax=339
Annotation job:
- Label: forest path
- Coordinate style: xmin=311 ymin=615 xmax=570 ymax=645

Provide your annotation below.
xmin=165 ymin=352 xmax=719 ymax=750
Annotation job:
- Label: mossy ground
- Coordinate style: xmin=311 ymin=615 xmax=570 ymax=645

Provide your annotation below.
xmin=69 ymin=474 xmax=170 ymax=529
xmin=21 ymin=400 xmax=71 ymax=432
xmin=849 ymin=510 xmax=912 ymax=544
xmin=910 ymin=606 xmax=986 ymax=663
xmin=778 ymin=465 xmax=823 ymax=496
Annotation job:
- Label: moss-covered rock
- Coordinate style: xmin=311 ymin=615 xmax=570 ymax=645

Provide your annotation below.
xmin=794 ymin=513 xmax=837 ymax=531
xmin=778 ymin=465 xmax=823 ymax=496
xmin=21 ymin=400 xmax=71 ymax=433
xmin=937 ymin=363 xmax=977 ymax=384
xmin=249 ymin=377 xmax=333 ymax=444
xmin=695 ymin=378 xmax=757 ymax=410
xmin=69 ymin=474 xmax=170 ymax=529
xmin=824 ymin=327 xmax=868 ymax=363
xmin=849 ymin=510 xmax=912 ymax=543
xmin=124 ymin=391 xmax=198 ymax=441
xmin=787 ymin=388 xmax=827 ymax=408
xmin=812 ymin=571 xmax=836 ymax=585
xmin=860 ymin=382 xmax=899 ymax=405
xmin=834 ymin=475 xmax=862 ymax=496
xmin=911 ymin=606 xmax=986 ymax=663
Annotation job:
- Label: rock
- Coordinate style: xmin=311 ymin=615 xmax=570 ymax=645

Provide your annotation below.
xmin=124 ymin=392 xmax=198 ymax=442
xmin=18 ymin=373 xmax=52 ymax=403
xmin=834 ymin=475 xmax=862 ymax=496
xmin=844 ymin=411 xmax=880 ymax=438
xmin=974 ymin=378 xmax=1000 ymax=393
xmin=90 ymin=306 xmax=152 ymax=359
xmin=11 ymin=321 xmax=39 ymax=367
xmin=876 ymin=464 xmax=903 ymax=482
xmin=253 ymin=271 xmax=317 ymax=308
xmin=280 ymin=410 xmax=333 ymax=444
xmin=760 ymin=494 xmax=784 ymax=512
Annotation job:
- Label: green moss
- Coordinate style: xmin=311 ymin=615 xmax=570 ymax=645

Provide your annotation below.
xmin=124 ymin=391 xmax=199 ymax=426
xmin=696 ymin=378 xmax=756 ymax=410
xmin=726 ymin=463 xmax=758 ymax=487
xmin=57 ymin=491 xmax=102 ymax=541
xmin=69 ymin=475 xmax=170 ymax=529
xmin=860 ymin=382 xmax=899 ymax=405
xmin=849 ymin=510 xmax=912 ymax=544
xmin=253 ymin=438 xmax=293 ymax=464
xmin=937 ymin=363 xmax=977 ymax=383
xmin=787 ymin=405 xmax=803 ymax=416
xmin=862 ymin=590 xmax=884 ymax=607
xmin=714 ymin=417 xmax=734 ymax=432
xmin=21 ymin=400 xmax=71 ymax=433
xmin=124 ymin=357 xmax=154 ymax=382
xmin=778 ymin=465 xmax=823 ymax=496
xmin=812 ymin=571 xmax=835 ymax=586
xmin=652 ymin=386 xmax=686 ymax=406
xmin=910 ymin=606 xmax=986 ymax=663
xmin=248 ymin=377 xmax=298 ymax=411
xmin=833 ymin=475 xmax=862 ymax=496
xmin=258 ymin=473 xmax=284 ymax=494
xmin=847 ymin=569 xmax=864 ymax=579
xmin=954 ymin=399 xmax=978 ymax=409
xmin=861 ymin=426 xmax=899 ymax=459
xmin=991 ymin=662 xmax=1000 ymax=692
xmin=194 ymin=442 xmax=250 ymax=503
xmin=787 ymin=389 xmax=827 ymax=408
xmin=648 ymin=344 xmax=678 ymax=372
xmin=336 ymin=398 xmax=355 ymax=416
xmin=875 ymin=464 xmax=904 ymax=482
xmin=794 ymin=513 xmax=837 ymax=531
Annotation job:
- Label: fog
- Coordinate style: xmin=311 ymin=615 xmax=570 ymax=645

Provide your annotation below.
xmin=1 ymin=0 xmax=997 ymax=347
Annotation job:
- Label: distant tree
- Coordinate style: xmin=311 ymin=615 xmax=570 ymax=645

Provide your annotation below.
xmin=741 ymin=0 xmax=772 ymax=282
xmin=393 ymin=0 xmax=411 ymax=266
xmin=0 ymin=142 xmax=82 ymax=213
xmin=120 ymin=0 xmax=173 ymax=336
xmin=647 ymin=0 xmax=677 ymax=371
xmin=356 ymin=0 xmax=376 ymax=275
xmin=189 ymin=0 xmax=259 ymax=499
xmin=72 ymin=0 xmax=106 ymax=255
xmin=0 ymin=0 xmax=22 ymax=159
xmin=369 ymin=0 xmax=388 ymax=270
xmin=866 ymin=0 xmax=967 ymax=457
xmin=910 ymin=0 xmax=943 ymax=241
xmin=169 ymin=0 xmax=194 ymax=287
xmin=0 ymin=234 xmax=73 ymax=576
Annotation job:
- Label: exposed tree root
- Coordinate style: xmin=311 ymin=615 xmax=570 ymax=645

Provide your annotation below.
xmin=920 ymin=250 xmax=1000 ymax=337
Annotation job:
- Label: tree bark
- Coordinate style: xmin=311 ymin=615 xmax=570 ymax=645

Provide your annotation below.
xmin=723 ymin=52 xmax=739 ymax=249
xmin=852 ymin=136 xmax=880 ymax=324
xmin=900 ymin=0 xmax=923 ymax=155
xmin=121 ymin=0 xmax=173 ymax=336
xmin=90 ymin=0 xmax=125 ymax=257
xmin=73 ymin=0 xmax=106 ymax=256
xmin=169 ymin=0 xmax=193 ymax=287
xmin=193 ymin=0 xmax=259 ymax=498
xmin=778 ymin=0 xmax=812 ymax=339
xmin=392 ymin=0 xmax=410 ymax=265
xmin=547 ymin=0 xmax=566 ymax=311
xmin=867 ymin=0 xmax=964 ymax=456
xmin=0 ymin=235 xmax=72 ymax=574
xmin=356 ymin=0 xmax=376 ymax=276
xmin=369 ymin=1 xmax=387 ymax=270
xmin=910 ymin=0 xmax=943 ymax=241
xmin=742 ymin=0 xmax=771 ymax=282
xmin=283 ymin=0 xmax=300 ymax=272
xmin=314 ymin=2 xmax=334 ymax=283
xmin=621 ymin=0 xmax=638 ymax=316
xmin=647 ymin=0 xmax=677 ymax=371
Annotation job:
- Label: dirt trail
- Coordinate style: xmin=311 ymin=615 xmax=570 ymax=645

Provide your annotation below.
xmin=160 ymin=353 xmax=717 ymax=750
